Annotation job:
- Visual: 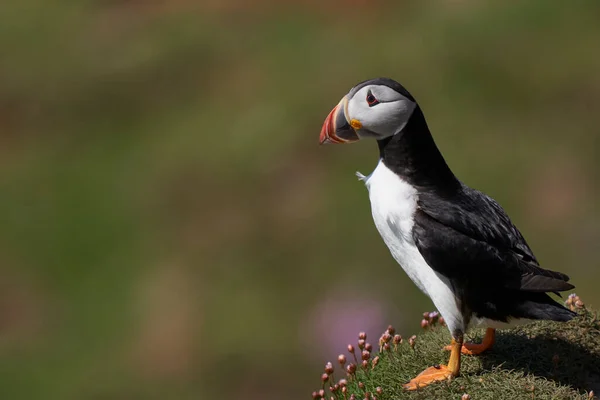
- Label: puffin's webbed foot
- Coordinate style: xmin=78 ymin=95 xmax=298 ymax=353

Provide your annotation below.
xmin=404 ymin=336 xmax=462 ymax=391
xmin=403 ymin=365 xmax=453 ymax=390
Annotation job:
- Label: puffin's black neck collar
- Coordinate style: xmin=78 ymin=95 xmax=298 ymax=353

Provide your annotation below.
xmin=377 ymin=106 xmax=460 ymax=195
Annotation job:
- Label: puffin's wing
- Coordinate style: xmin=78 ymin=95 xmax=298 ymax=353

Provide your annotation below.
xmin=412 ymin=205 xmax=574 ymax=293
xmin=418 ymin=187 xmax=539 ymax=265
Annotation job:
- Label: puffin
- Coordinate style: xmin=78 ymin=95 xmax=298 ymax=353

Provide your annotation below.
xmin=319 ymin=78 xmax=576 ymax=390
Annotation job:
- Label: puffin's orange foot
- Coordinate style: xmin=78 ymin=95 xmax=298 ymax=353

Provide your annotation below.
xmin=443 ymin=328 xmax=495 ymax=355
xmin=403 ymin=365 xmax=453 ymax=391
xmin=444 ymin=342 xmax=488 ymax=355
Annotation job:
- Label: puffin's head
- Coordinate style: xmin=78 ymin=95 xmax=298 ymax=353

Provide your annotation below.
xmin=319 ymin=78 xmax=417 ymax=144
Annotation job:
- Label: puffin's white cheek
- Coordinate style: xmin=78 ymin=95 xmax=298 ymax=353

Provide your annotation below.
xmin=365 ymin=110 xmax=403 ymax=135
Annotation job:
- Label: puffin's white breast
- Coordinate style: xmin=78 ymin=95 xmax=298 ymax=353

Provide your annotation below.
xmin=360 ymin=161 xmax=463 ymax=333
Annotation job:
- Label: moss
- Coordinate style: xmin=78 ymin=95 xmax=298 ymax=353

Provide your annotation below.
xmin=315 ymin=304 xmax=600 ymax=399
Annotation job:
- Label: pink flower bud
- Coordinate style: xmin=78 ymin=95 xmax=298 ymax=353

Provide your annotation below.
xmin=325 ymin=362 xmax=334 ymax=375
xmin=429 ymin=311 xmax=440 ymax=323
xmin=372 ymin=356 xmax=380 ymax=369
xmin=347 ymin=363 xmax=357 ymax=374
xmin=358 ymin=332 xmax=367 ymax=340
xmin=409 ymin=335 xmax=416 ymax=348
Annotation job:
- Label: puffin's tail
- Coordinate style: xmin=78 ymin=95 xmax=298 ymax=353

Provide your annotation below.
xmin=517 ymin=293 xmax=576 ymax=322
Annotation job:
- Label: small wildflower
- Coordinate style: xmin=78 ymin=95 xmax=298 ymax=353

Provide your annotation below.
xmin=321 ymin=373 xmax=329 ymax=383
xmin=361 ymin=350 xmax=370 ymax=361
xmin=566 ymin=293 xmax=580 ymax=311
xmin=325 ymin=362 xmax=334 ymax=375
xmin=333 ymin=384 xmax=340 ymax=392
xmin=393 ymin=334 xmax=402 ymax=344
xmin=311 ymin=391 xmax=319 ymax=399
xmin=423 ymin=312 xmax=430 ymax=320
xmin=439 ymin=316 xmax=446 ymax=326
xmin=461 ymin=394 xmax=471 ymax=400
xmin=383 ymin=331 xmax=392 ymax=342
xmin=379 ymin=331 xmax=391 ymax=349
xmin=342 ymin=386 xmax=348 ymax=394
xmin=383 ymin=342 xmax=391 ymax=352
xmin=409 ymin=335 xmax=417 ymax=349
xmin=365 ymin=342 xmax=373 ymax=352
xmin=348 ymin=344 xmax=358 ymax=364
xmin=359 ymin=332 xmax=367 ymax=341
xmin=376 ymin=387 xmax=383 ymax=395
xmin=387 ymin=325 xmax=396 ymax=335
xmin=318 ymin=389 xmax=325 ymax=398
xmin=358 ymin=382 xmax=365 ymax=390
xmin=364 ymin=392 xmax=371 ymax=399
xmin=349 ymin=395 xmax=356 ymax=400
xmin=338 ymin=354 xmax=346 ymax=366
xmin=421 ymin=319 xmax=429 ymax=329
xmin=361 ymin=360 xmax=369 ymax=370
xmin=338 ymin=379 xmax=348 ymax=387
xmin=347 ymin=363 xmax=357 ymax=374
xmin=429 ymin=311 xmax=440 ymax=323
xmin=372 ymin=355 xmax=380 ymax=369
xmin=576 ymin=299 xmax=585 ymax=309
xmin=358 ymin=339 xmax=366 ymax=350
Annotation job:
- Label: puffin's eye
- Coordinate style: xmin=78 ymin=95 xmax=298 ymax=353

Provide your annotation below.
xmin=366 ymin=91 xmax=379 ymax=107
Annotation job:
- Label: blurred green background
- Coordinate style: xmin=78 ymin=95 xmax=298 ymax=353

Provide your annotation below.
xmin=0 ymin=1 xmax=599 ymax=399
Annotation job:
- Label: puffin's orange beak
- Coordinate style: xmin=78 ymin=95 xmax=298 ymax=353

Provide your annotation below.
xmin=319 ymin=96 xmax=360 ymax=145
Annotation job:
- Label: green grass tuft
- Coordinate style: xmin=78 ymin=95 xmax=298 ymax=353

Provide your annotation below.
xmin=316 ymin=305 xmax=600 ymax=400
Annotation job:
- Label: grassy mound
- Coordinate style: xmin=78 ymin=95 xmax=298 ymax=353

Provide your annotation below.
xmin=313 ymin=298 xmax=599 ymax=399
